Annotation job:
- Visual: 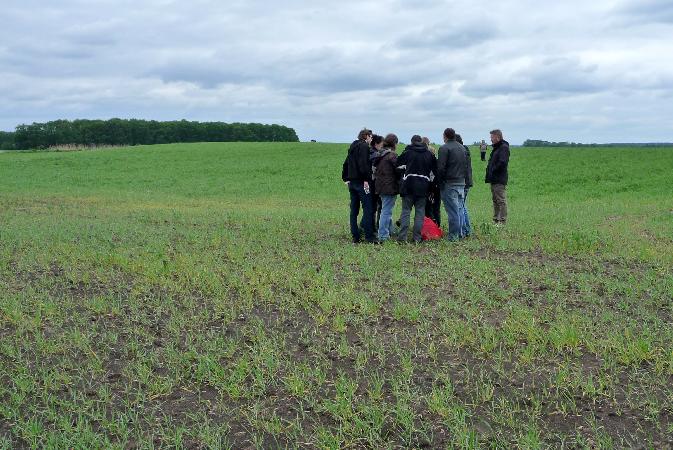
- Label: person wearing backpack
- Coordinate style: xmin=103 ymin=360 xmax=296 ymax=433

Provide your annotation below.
xmin=342 ymin=128 xmax=376 ymax=243
xmin=374 ymin=133 xmax=399 ymax=242
xmin=396 ymin=135 xmax=437 ymax=243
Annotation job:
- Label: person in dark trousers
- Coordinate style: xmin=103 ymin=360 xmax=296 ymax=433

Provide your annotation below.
xmin=479 ymin=139 xmax=488 ymax=161
xmin=437 ymin=128 xmax=467 ymax=241
xmin=485 ymin=129 xmax=510 ymax=225
xmin=368 ymin=135 xmax=384 ymax=234
xmin=396 ymin=135 xmax=437 ymax=243
xmin=422 ymin=137 xmax=441 ymax=227
xmin=456 ymin=134 xmax=473 ymax=237
xmin=342 ymin=128 xmax=375 ymax=243
xmin=375 ymin=133 xmax=399 ymax=242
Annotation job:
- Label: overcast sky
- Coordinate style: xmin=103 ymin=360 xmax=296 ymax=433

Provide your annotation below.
xmin=1 ymin=0 xmax=672 ymax=143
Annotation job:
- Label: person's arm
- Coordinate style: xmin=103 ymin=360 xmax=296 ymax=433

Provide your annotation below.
xmin=342 ymin=156 xmax=348 ymax=182
xmin=436 ymin=147 xmax=447 ymax=184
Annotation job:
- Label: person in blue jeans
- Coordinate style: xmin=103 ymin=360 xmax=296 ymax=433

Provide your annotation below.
xmin=436 ymin=128 xmax=467 ymax=241
xmin=456 ymin=134 xmax=473 ymax=237
xmin=374 ymin=133 xmax=400 ymax=241
xmin=341 ymin=128 xmax=375 ymax=243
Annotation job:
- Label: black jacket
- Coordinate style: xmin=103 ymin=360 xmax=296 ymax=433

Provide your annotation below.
xmin=485 ymin=140 xmax=510 ymax=185
xmin=437 ymin=140 xmax=467 ymax=186
xmin=374 ymin=149 xmax=399 ymax=195
xmin=464 ymin=145 xmax=473 ymax=188
xmin=396 ymin=143 xmax=437 ymax=197
xmin=341 ymin=140 xmax=372 ymax=182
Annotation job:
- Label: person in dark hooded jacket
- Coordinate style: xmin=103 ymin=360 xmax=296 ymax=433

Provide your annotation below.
xmin=396 ymin=135 xmax=437 ymax=243
xmin=374 ymin=133 xmax=399 ymax=241
xmin=342 ymin=128 xmax=375 ymax=243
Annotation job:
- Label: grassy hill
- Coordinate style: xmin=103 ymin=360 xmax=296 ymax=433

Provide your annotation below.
xmin=1 ymin=143 xmax=672 ymax=447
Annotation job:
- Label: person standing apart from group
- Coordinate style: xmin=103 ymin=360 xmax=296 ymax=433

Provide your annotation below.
xmin=437 ymin=128 xmax=467 ymax=241
xmin=342 ymin=128 xmax=376 ymax=243
xmin=485 ymin=129 xmax=510 ymax=225
xmin=396 ymin=135 xmax=437 ymax=243
xmin=479 ymin=139 xmax=488 ymax=161
xmin=374 ymin=134 xmax=399 ymax=242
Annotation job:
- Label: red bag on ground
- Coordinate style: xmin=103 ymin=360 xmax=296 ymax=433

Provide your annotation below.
xmin=421 ymin=217 xmax=443 ymax=240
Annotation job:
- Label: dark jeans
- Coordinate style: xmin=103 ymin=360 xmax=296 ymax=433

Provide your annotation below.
xmin=480 ymin=151 xmax=486 ymax=161
xmin=349 ymin=181 xmax=375 ymax=242
xmin=425 ymin=185 xmax=441 ymax=227
xmin=397 ymin=195 xmax=426 ymax=243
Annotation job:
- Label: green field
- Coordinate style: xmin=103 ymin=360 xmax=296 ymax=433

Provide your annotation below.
xmin=1 ymin=142 xmax=672 ymax=448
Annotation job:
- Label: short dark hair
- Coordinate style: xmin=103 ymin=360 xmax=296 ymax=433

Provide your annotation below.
xmin=383 ymin=133 xmax=398 ymax=150
xmin=358 ymin=128 xmax=372 ymax=140
xmin=490 ymin=129 xmax=503 ymax=140
xmin=455 ymin=134 xmax=463 ymax=144
xmin=443 ymin=128 xmax=456 ymax=140
xmin=411 ymin=134 xmax=422 ymax=143
xmin=370 ymin=134 xmax=383 ymax=147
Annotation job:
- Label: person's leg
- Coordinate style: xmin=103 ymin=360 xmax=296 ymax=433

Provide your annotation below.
xmin=412 ymin=196 xmax=426 ymax=243
xmin=378 ymin=195 xmax=396 ymax=241
xmin=493 ymin=184 xmax=507 ymax=224
xmin=441 ymin=185 xmax=461 ymax=241
xmin=433 ymin=186 xmax=441 ymax=226
xmin=361 ymin=189 xmax=375 ymax=241
xmin=349 ymin=183 xmax=362 ymax=242
xmin=462 ymin=188 xmax=472 ymax=237
xmin=490 ymin=184 xmax=498 ymax=224
xmin=397 ymin=196 xmax=413 ymax=242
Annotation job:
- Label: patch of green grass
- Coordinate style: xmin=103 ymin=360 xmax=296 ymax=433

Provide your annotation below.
xmin=1 ymin=142 xmax=672 ymax=447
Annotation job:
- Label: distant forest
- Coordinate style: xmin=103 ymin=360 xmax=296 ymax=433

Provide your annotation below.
xmin=0 ymin=119 xmax=299 ymax=150
xmin=522 ymin=139 xmax=673 ymax=147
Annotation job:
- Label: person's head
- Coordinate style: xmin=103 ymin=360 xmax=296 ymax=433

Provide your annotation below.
xmin=455 ymin=134 xmax=463 ymax=145
xmin=411 ymin=135 xmax=423 ymax=145
xmin=421 ymin=137 xmax=430 ymax=145
xmin=383 ymin=133 xmax=398 ymax=150
xmin=481 ymin=139 xmax=485 ymax=144
xmin=371 ymin=134 xmax=384 ymax=150
xmin=443 ymin=128 xmax=456 ymax=142
xmin=358 ymin=128 xmax=373 ymax=143
xmin=490 ymin=129 xmax=503 ymax=144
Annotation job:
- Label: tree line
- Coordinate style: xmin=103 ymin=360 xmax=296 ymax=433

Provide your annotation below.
xmin=0 ymin=119 xmax=299 ymax=150
xmin=523 ymin=139 xmax=673 ymax=147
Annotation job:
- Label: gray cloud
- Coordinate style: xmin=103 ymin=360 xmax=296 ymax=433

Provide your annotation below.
xmin=615 ymin=0 xmax=673 ymax=24
xmin=0 ymin=0 xmax=672 ymax=143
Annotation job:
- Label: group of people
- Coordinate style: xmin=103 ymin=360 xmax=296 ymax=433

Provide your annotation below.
xmin=341 ymin=128 xmax=510 ymax=244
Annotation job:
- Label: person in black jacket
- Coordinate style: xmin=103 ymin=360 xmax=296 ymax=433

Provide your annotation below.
xmin=342 ymin=128 xmax=375 ymax=243
xmin=422 ymin=137 xmax=441 ymax=227
xmin=396 ymin=135 xmax=437 ymax=243
xmin=456 ymin=134 xmax=473 ymax=237
xmin=485 ymin=129 xmax=510 ymax=225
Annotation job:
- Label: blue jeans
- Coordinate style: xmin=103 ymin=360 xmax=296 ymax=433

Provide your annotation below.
xmin=462 ymin=188 xmax=472 ymax=237
xmin=378 ymin=194 xmax=397 ymax=241
xmin=349 ymin=181 xmax=374 ymax=242
xmin=440 ymin=184 xmax=464 ymax=241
